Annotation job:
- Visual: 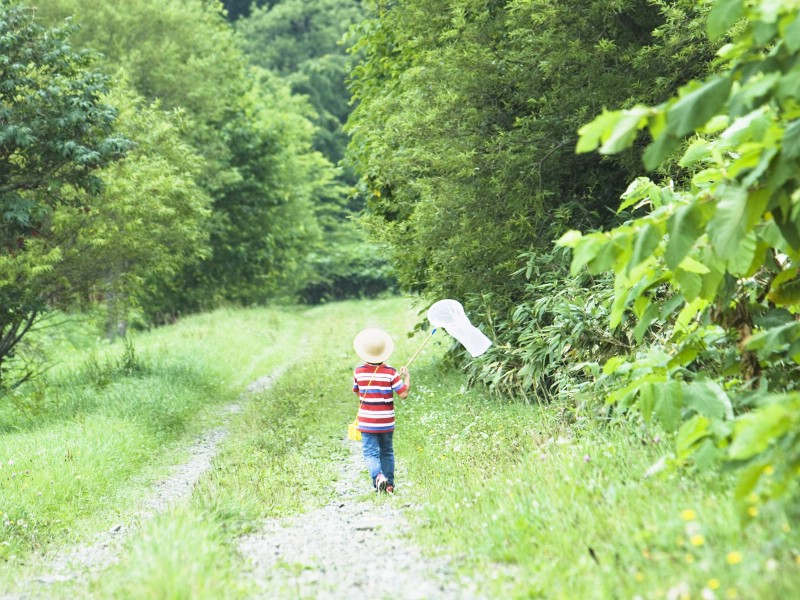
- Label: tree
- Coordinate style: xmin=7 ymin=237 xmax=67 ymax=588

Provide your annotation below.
xmin=345 ymin=0 xmax=714 ymax=312
xmin=237 ymin=0 xmax=364 ymax=165
xmin=0 ymin=1 xmax=129 ymax=387
xmin=54 ymin=81 xmax=212 ymax=338
xmin=36 ymin=0 xmax=341 ymax=316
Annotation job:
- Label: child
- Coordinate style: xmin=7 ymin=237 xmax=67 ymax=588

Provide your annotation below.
xmin=352 ymin=328 xmax=410 ymax=494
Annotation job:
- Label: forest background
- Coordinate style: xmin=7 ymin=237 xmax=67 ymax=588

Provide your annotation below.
xmin=2 ymin=0 xmax=800 ymax=596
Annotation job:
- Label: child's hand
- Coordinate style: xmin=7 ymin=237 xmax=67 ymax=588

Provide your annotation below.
xmin=400 ymin=366 xmax=409 ymax=379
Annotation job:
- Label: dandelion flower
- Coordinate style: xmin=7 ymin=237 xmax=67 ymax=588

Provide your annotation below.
xmin=726 ymin=551 xmax=743 ymax=565
xmin=747 ymin=506 xmax=758 ymax=517
xmin=634 ymin=572 xmax=645 ymax=582
xmin=707 ymin=579 xmax=721 ymax=590
xmin=763 ymin=465 xmax=775 ymax=476
xmin=685 ymin=553 xmax=695 ymax=564
xmin=690 ymin=534 xmax=705 ymax=546
xmin=681 ymin=509 xmax=697 ymax=521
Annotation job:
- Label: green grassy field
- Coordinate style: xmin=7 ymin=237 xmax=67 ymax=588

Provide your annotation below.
xmin=1 ymin=298 xmax=798 ymax=598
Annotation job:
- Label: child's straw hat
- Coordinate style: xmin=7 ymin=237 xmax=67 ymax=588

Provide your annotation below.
xmin=353 ymin=328 xmax=394 ymax=363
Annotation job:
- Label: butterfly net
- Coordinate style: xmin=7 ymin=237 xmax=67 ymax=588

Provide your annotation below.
xmin=427 ymin=299 xmax=492 ymax=357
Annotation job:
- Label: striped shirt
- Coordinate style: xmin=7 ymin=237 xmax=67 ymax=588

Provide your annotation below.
xmin=353 ymin=363 xmax=407 ymax=433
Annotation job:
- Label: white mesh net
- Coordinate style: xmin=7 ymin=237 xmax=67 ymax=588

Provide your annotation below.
xmin=427 ymin=299 xmax=492 ymax=357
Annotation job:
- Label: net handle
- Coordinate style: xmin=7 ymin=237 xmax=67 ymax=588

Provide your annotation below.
xmin=403 ymin=328 xmax=437 ymax=369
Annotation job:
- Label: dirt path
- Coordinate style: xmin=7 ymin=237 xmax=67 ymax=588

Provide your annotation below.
xmin=238 ymin=439 xmax=483 ymax=599
xmin=3 ymin=401 xmax=243 ymax=599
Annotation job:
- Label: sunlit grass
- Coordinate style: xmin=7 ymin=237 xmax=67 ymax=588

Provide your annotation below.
xmin=94 ymin=507 xmax=245 ymax=600
xmin=3 ymin=298 xmax=798 ymax=599
xmin=397 ymin=372 xmax=800 ymax=599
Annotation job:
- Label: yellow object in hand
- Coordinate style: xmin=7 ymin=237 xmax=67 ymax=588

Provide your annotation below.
xmin=348 ymin=418 xmax=361 ymax=441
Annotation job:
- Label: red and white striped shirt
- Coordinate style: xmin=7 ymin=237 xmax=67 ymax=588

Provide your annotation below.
xmin=353 ymin=363 xmax=407 ymax=433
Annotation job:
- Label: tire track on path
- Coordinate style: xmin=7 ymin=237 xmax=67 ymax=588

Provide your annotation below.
xmin=3 ymin=372 xmax=284 ymax=600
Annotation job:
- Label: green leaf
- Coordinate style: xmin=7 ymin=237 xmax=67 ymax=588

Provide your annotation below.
xmin=569 ymin=235 xmax=605 ymax=276
xmin=685 ymin=380 xmax=733 ymax=420
xmin=709 ymin=185 xmax=749 ymax=258
xmin=643 ymin=133 xmax=680 ymax=170
xmin=782 ymin=120 xmax=800 ymax=159
xmin=599 ymin=106 xmax=650 ymax=154
xmin=675 ymin=268 xmax=702 ymax=301
xmin=679 ymin=139 xmax=713 ymax=167
xmin=666 ymin=203 xmax=703 ymax=269
xmin=556 ymin=229 xmax=582 ymax=247
xmin=678 ymin=256 xmax=710 ymax=274
xmin=729 ymin=402 xmax=791 ymax=460
xmin=618 ymin=177 xmax=656 ymax=213
xmin=654 ymin=380 xmax=683 ymax=432
xmin=633 ymin=302 xmax=660 ymax=343
xmin=676 ymin=298 xmax=707 ymax=331
xmin=734 ymin=461 xmax=765 ymax=508
xmin=727 ymin=230 xmax=757 ymax=276
xmin=667 ymin=77 xmax=733 ymax=138
xmin=628 ymin=223 xmax=661 ymax=274
xmin=576 ymin=110 xmax=622 ymax=154
xmin=707 ymin=0 xmax=745 ymax=40
xmin=785 ymin=13 xmax=800 ymax=52
xmin=676 ymin=415 xmax=710 ymax=461
xmin=768 ymin=270 xmax=800 ymax=306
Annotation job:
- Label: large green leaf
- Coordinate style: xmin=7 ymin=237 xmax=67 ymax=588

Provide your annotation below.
xmin=726 ymin=230 xmax=757 ymax=276
xmin=676 ymin=415 xmax=710 ymax=461
xmin=709 ymin=185 xmax=749 ymax=258
xmin=707 ymin=0 xmax=745 ymax=40
xmin=569 ymin=234 xmax=605 ymax=276
xmin=667 ymin=77 xmax=733 ymax=138
xmin=599 ymin=106 xmax=650 ymax=155
xmin=628 ymin=223 xmax=661 ymax=274
xmin=685 ymin=380 xmax=733 ymax=420
xmin=729 ymin=402 xmax=791 ymax=460
xmin=576 ymin=110 xmax=622 ymax=154
xmin=782 ymin=120 xmax=800 ymax=159
xmin=654 ymin=380 xmax=683 ymax=432
xmin=666 ymin=202 xmax=703 ymax=269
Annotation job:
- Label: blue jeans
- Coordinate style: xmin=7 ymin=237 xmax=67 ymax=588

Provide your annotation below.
xmin=361 ymin=431 xmax=395 ymax=487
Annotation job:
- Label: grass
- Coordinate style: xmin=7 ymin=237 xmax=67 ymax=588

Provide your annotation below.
xmin=2 ymin=297 xmax=799 ymax=598
xmin=397 ymin=369 xmax=800 ymax=599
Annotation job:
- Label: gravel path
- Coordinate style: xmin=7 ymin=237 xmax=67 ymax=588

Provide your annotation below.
xmin=3 ymin=403 xmax=242 ymax=599
xmin=238 ymin=439 xmax=484 ymax=600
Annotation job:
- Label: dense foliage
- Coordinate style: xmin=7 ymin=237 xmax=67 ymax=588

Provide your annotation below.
xmin=237 ymin=0 xmax=396 ymax=303
xmin=343 ymin=0 xmax=800 ymax=517
xmin=345 ymin=0 xmax=713 ymax=307
xmin=32 ymin=0 xmax=336 ymax=319
xmin=560 ymin=0 xmax=800 ymax=517
xmin=0 ymin=3 xmax=130 ymax=386
xmin=2 ymin=0 xmax=369 ymax=388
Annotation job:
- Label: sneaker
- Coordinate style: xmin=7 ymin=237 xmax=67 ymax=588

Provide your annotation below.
xmin=386 ymin=484 xmax=394 ymax=495
xmin=375 ymin=474 xmax=388 ymax=493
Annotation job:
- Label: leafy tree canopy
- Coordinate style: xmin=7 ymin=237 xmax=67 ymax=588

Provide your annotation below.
xmin=345 ymin=0 xmax=714 ymax=311
xmin=0 ymin=1 xmax=130 ymax=386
